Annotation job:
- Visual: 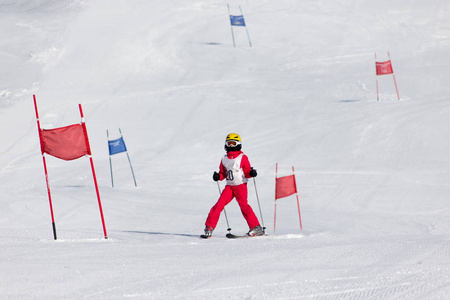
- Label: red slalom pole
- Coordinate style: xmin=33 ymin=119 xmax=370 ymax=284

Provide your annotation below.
xmin=388 ymin=52 xmax=400 ymax=100
xmin=292 ymin=166 xmax=302 ymax=231
xmin=274 ymin=163 xmax=278 ymax=232
xmin=34 ymin=95 xmax=57 ymax=240
xmin=79 ymin=104 xmax=108 ymax=239
xmin=375 ymin=53 xmax=380 ymax=101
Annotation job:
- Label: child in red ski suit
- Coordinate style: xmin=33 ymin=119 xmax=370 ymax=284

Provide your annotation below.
xmin=204 ymin=133 xmax=264 ymax=237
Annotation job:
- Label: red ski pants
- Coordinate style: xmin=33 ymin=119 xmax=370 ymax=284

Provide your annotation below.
xmin=205 ymin=183 xmax=260 ymax=229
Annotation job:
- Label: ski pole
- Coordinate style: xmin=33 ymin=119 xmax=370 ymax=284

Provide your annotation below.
xmin=252 ymin=177 xmax=265 ymax=230
xmin=217 ymin=181 xmax=232 ymax=233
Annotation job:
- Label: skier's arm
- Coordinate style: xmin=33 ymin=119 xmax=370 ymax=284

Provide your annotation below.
xmin=241 ymin=155 xmax=253 ymax=178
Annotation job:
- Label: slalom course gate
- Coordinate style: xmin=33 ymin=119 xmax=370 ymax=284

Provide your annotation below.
xmin=227 ymin=4 xmax=252 ymax=47
xmin=375 ymin=52 xmax=400 ymax=101
xmin=274 ymin=163 xmax=302 ymax=232
xmin=107 ymin=128 xmax=137 ymax=188
xmin=33 ymin=95 xmax=108 ymax=240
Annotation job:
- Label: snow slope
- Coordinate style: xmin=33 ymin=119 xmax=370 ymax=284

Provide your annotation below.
xmin=1 ymin=0 xmax=450 ymax=298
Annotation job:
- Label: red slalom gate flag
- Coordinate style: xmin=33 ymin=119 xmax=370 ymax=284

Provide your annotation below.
xmin=275 ymin=174 xmax=297 ymax=200
xmin=34 ymin=95 xmax=108 ymax=240
xmin=40 ymin=124 xmax=90 ymax=160
xmin=375 ymin=52 xmax=400 ymax=101
xmin=274 ymin=164 xmax=302 ymax=231
xmin=376 ymin=60 xmax=393 ymax=75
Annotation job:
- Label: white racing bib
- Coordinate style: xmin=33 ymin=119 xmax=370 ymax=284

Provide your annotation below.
xmin=222 ymin=153 xmax=248 ymax=186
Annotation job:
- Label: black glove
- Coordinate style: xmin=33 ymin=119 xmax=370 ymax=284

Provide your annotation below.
xmin=249 ymin=167 xmax=257 ymax=178
xmin=213 ymin=171 xmax=220 ymax=181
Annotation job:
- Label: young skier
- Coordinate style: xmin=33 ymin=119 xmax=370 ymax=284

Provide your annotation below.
xmin=203 ymin=133 xmax=264 ymax=238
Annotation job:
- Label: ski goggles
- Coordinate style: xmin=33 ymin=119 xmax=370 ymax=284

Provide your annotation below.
xmin=225 ymin=140 xmax=241 ymax=147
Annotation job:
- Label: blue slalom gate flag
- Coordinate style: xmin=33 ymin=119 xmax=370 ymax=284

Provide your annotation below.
xmin=107 ymin=129 xmax=137 ymax=187
xmin=227 ymin=4 xmax=252 ymax=47
xmin=108 ymin=137 xmax=127 ymax=156
xmin=230 ymin=15 xmax=246 ymax=26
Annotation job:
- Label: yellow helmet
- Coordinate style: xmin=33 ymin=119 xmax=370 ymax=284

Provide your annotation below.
xmin=225 ymin=133 xmax=241 ymax=142
xmin=224 ymin=133 xmax=242 ymax=151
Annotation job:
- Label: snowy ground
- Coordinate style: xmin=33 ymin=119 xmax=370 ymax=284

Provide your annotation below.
xmin=1 ymin=0 xmax=450 ymax=299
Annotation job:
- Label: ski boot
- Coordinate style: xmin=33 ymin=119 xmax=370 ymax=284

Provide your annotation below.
xmin=247 ymin=225 xmax=265 ymax=236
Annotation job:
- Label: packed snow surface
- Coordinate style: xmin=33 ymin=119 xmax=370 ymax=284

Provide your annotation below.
xmin=1 ymin=0 xmax=450 ymax=299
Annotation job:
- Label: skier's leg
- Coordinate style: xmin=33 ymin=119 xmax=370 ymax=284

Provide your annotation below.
xmin=205 ymin=185 xmax=233 ymax=229
xmin=233 ymin=184 xmax=260 ymax=229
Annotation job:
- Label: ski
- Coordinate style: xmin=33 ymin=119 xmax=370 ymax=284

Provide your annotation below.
xmin=226 ymin=233 xmax=246 ymax=239
xmin=226 ymin=233 xmax=267 ymax=239
xmin=200 ymin=234 xmax=211 ymax=239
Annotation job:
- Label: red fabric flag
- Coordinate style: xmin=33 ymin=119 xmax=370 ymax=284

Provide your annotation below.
xmin=40 ymin=124 xmax=90 ymax=160
xmin=376 ymin=60 xmax=393 ymax=75
xmin=275 ymin=174 xmax=297 ymax=200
